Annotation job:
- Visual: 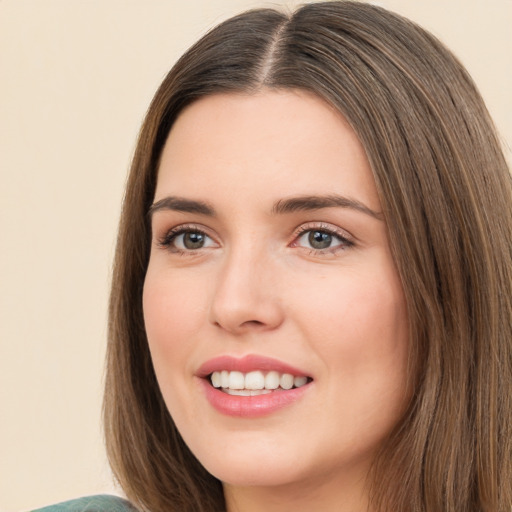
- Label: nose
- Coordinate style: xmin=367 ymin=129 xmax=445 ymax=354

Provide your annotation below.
xmin=209 ymin=247 xmax=284 ymax=335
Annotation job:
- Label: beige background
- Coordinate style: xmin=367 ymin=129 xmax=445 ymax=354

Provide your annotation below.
xmin=1 ymin=1 xmax=510 ymax=511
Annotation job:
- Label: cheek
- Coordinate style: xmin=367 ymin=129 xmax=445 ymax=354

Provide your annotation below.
xmin=143 ymin=267 xmax=206 ymax=339
xmin=142 ymin=269 xmax=208 ymax=384
xmin=288 ymin=261 xmax=409 ymax=400
xmin=142 ymin=268 xmax=211 ymax=431
xmin=290 ymin=262 xmax=406 ymax=345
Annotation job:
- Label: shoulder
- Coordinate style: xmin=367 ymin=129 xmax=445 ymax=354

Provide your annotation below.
xmin=30 ymin=495 xmax=138 ymax=512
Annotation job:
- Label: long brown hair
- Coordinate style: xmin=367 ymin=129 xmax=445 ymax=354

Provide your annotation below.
xmin=103 ymin=2 xmax=512 ymax=511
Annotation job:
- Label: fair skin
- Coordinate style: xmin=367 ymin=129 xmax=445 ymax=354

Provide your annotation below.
xmin=143 ymin=90 xmax=409 ymax=512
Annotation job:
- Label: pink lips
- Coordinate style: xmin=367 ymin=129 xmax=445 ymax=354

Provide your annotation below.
xmin=196 ymin=354 xmax=312 ymax=418
xmin=196 ymin=354 xmax=309 ymax=377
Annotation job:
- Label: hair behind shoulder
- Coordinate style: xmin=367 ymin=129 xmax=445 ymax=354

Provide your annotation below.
xmin=103 ymin=3 xmax=512 ymax=511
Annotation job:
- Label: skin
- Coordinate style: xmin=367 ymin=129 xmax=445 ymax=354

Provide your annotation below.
xmin=143 ymin=90 xmax=410 ymax=512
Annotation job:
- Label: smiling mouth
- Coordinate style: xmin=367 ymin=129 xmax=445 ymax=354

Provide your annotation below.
xmin=209 ymin=370 xmax=312 ymax=396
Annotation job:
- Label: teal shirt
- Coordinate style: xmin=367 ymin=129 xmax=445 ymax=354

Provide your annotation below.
xmin=31 ymin=495 xmax=137 ymax=512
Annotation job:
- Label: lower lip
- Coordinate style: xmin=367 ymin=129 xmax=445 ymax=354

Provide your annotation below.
xmin=199 ymin=378 xmax=311 ymax=418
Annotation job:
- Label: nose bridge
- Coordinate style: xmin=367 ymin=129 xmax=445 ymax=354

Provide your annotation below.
xmin=209 ymin=237 xmax=283 ymax=333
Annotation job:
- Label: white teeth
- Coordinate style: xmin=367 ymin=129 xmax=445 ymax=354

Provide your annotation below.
xmin=228 ymin=371 xmax=245 ymax=390
xmin=210 ymin=370 xmax=310 ymax=392
xmin=225 ymin=389 xmax=272 ymax=396
xmin=265 ymin=371 xmax=280 ymax=389
xmin=211 ymin=371 xmax=221 ymax=388
xmin=225 ymin=389 xmax=252 ymax=396
xmin=245 ymin=370 xmax=265 ymax=390
xmin=251 ymin=389 xmax=272 ymax=396
xmin=280 ymin=373 xmax=294 ymax=390
xmin=294 ymin=376 xmax=308 ymax=387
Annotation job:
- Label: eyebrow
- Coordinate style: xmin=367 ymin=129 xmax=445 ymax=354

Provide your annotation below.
xmin=148 ymin=194 xmax=383 ymax=220
xmin=272 ymin=194 xmax=383 ymax=220
xmin=148 ymin=196 xmax=216 ymax=217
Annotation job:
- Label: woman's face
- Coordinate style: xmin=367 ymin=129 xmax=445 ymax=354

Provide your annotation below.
xmin=143 ymin=90 xmax=409 ymax=500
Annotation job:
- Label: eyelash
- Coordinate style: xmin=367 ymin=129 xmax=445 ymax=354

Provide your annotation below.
xmin=156 ymin=222 xmax=354 ymax=256
xmin=291 ymin=223 xmax=354 ymax=255
xmin=157 ymin=224 xmax=215 ymax=255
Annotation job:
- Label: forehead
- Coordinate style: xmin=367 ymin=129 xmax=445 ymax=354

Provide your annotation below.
xmin=155 ymin=90 xmax=380 ymax=212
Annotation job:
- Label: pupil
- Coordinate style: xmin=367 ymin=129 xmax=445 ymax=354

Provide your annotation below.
xmin=309 ymin=230 xmax=332 ymax=249
xmin=184 ymin=232 xmax=205 ymax=249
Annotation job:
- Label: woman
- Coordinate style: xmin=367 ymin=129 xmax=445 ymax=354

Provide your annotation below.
xmin=36 ymin=1 xmax=512 ymax=511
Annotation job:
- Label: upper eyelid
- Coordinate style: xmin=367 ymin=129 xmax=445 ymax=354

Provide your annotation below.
xmin=291 ymin=221 xmax=354 ymax=241
xmin=155 ymin=223 xmax=218 ymax=247
xmin=156 ymin=222 xmax=215 ymax=237
xmin=154 ymin=221 xmax=355 ymax=247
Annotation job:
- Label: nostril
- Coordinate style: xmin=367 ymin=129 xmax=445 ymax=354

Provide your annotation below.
xmin=214 ymin=319 xmax=265 ymax=329
xmin=242 ymin=320 xmax=265 ymax=327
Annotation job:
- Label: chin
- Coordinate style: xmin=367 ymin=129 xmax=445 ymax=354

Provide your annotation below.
xmin=204 ymin=458 xmax=308 ymax=488
xmin=186 ymin=433 xmax=311 ymax=487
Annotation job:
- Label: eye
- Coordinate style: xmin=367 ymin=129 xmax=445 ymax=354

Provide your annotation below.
xmin=292 ymin=224 xmax=354 ymax=253
xmin=301 ymin=230 xmax=337 ymax=250
xmin=175 ymin=231 xmax=213 ymax=250
xmin=158 ymin=226 xmax=217 ymax=253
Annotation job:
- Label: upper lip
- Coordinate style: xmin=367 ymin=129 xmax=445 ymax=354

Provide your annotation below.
xmin=196 ymin=354 xmax=311 ymax=379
